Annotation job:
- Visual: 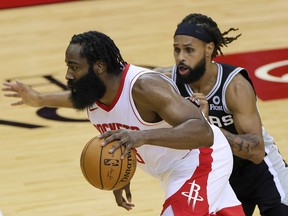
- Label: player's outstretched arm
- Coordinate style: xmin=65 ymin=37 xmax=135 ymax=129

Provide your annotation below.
xmin=2 ymin=81 xmax=73 ymax=108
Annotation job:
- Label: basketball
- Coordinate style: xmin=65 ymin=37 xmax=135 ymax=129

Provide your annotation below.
xmin=80 ymin=136 xmax=137 ymax=190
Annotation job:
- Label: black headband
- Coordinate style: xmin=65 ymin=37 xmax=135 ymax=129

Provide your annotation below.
xmin=174 ymin=22 xmax=213 ymax=43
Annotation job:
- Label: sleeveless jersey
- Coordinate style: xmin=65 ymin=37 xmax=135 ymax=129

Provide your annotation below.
xmin=173 ymin=63 xmax=254 ymax=134
xmin=171 ymin=62 xmax=288 ymax=206
xmin=87 ymin=64 xmax=245 ymax=214
xmin=87 ymin=64 xmax=192 ymax=179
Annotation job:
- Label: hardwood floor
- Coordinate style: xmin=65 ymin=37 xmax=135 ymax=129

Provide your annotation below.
xmin=0 ymin=0 xmax=287 ymax=215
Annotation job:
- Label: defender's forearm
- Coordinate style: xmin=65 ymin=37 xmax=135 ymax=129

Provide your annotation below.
xmin=221 ymin=128 xmax=265 ymax=164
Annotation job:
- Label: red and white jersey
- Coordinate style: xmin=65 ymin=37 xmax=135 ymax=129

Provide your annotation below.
xmin=87 ymin=64 xmax=191 ymax=178
xmin=87 ymin=64 xmax=244 ymax=215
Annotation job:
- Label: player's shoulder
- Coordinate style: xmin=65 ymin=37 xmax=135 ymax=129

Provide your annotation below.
xmin=133 ymin=72 xmax=178 ymax=103
xmin=226 ymin=73 xmax=256 ymax=110
xmin=216 ymin=62 xmax=255 ymax=96
xmin=219 ymin=62 xmax=239 ymax=70
xmin=226 ymin=72 xmax=254 ymax=95
xmin=153 ymin=66 xmax=173 ymax=78
xmin=129 ymin=64 xmax=177 ymax=94
xmin=217 ymin=62 xmax=247 ymax=75
xmin=216 ymin=62 xmax=253 ymax=88
xmin=136 ymin=71 xmax=171 ymax=87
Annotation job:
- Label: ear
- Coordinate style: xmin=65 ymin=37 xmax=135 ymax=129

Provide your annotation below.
xmin=206 ymin=42 xmax=215 ymax=58
xmin=93 ymin=60 xmax=106 ymax=74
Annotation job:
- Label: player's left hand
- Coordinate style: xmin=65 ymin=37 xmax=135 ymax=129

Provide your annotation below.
xmin=99 ymin=129 xmax=143 ymax=159
xmin=2 ymin=81 xmax=42 ymax=107
xmin=113 ymin=182 xmax=135 ymax=211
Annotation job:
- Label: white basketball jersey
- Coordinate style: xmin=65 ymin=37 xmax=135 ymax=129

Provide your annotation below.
xmin=87 ymin=64 xmax=245 ymax=215
xmin=87 ymin=64 xmax=191 ymax=178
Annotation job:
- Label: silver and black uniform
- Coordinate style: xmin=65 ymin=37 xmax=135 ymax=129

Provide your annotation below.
xmin=171 ymin=62 xmax=288 ymax=216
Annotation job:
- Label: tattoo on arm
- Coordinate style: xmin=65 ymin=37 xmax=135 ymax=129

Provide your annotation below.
xmin=221 ymin=129 xmax=260 ymax=161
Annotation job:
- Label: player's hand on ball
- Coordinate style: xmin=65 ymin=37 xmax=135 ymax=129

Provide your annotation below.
xmin=81 ymin=137 xmax=137 ymax=190
xmin=99 ymin=129 xmax=143 ymax=159
xmin=113 ymin=182 xmax=135 ymax=211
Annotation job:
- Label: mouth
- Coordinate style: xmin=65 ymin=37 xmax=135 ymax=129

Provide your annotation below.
xmin=67 ymin=80 xmax=74 ymax=90
xmin=177 ymin=65 xmax=190 ymax=76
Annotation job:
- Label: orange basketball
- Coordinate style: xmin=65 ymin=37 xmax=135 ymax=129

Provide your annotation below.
xmin=80 ymin=136 xmax=137 ymax=190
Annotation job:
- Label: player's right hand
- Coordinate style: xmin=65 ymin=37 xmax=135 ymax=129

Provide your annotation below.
xmin=99 ymin=129 xmax=143 ymax=159
xmin=2 ymin=81 xmax=41 ymax=107
xmin=113 ymin=182 xmax=135 ymax=211
xmin=190 ymin=93 xmax=209 ymax=119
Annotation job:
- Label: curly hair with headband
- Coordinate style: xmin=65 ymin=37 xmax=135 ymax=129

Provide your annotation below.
xmin=180 ymin=13 xmax=242 ymax=58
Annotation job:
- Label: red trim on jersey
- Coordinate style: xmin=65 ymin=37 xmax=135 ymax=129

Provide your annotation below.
xmin=96 ymin=64 xmax=130 ymax=112
xmin=134 ymin=148 xmax=145 ymax=164
xmin=161 ymin=148 xmax=213 ymax=215
xmin=216 ymin=205 xmax=245 ymax=216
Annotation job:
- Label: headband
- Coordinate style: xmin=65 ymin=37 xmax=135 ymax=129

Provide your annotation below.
xmin=174 ymin=22 xmax=213 ymax=43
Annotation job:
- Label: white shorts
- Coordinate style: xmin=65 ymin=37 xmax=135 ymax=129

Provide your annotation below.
xmin=160 ymin=125 xmax=245 ymax=215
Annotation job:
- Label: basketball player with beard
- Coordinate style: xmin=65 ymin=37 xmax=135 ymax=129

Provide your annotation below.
xmin=2 ymin=31 xmax=245 ymax=215
xmin=154 ymin=13 xmax=288 ymax=216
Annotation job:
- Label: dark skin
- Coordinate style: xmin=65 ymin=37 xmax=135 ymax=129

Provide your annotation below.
xmin=2 ymin=37 xmax=265 ymax=165
xmin=5 ymin=67 xmax=213 ymax=211
xmin=154 ymin=35 xmax=265 ymax=164
xmin=4 ymin=38 xmax=260 ymax=213
xmin=63 ymin=44 xmax=212 ymax=149
xmin=65 ymin=44 xmax=211 ymax=138
xmin=190 ymin=92 xmax=263 ymax=163
xmin=98 ymin=73 xmax=215 ymax=210
xmin=3 ymin=43 xmax=215 ymax=211
xmin=67 ymin=43 xmax=214 ymax=211
xmin=3 ymin=41 xmax=263 ymax=166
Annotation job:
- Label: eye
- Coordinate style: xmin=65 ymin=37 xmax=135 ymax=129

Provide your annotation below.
xmin=174 ymin=47 xmax=180 ymax=54
xmin=71 ymin=66 xmax=78 ymax=71
xmin=66 ymin=64 xmax=78 ymax=72
xmin=185 ymin=47 xmax=194 ymax=53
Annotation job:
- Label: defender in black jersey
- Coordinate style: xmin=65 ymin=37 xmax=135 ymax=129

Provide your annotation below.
xmin=155 ymin=13 xmax=288 ymax=216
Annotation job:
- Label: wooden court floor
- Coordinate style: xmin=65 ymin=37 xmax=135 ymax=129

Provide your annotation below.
xmin=0 ymin=0 xmax=287 ymax=215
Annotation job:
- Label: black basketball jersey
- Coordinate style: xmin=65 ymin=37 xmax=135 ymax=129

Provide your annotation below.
xmin=172 ymin=62 xmax=255 ymax=132
xmin=172 ymin=62 xmax=255 ymax=170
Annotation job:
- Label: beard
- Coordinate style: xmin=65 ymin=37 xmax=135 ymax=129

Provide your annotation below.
xmin=177 ymin=55 xmax=206 ymax=84
xmin=67 ymin=67 xmax=106 ymax=111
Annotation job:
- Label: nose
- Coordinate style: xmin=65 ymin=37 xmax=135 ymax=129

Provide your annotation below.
xmin=65 ymin=70 xmax=73 ymax=81
xmin=174 ymin=51 xmax=185 ymax=64
xmin=179 ymin=50 xmax=187 ymax=61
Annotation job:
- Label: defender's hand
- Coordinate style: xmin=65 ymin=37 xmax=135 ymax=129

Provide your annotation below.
xmin=190 ymin=93 xmax=209 ymax=119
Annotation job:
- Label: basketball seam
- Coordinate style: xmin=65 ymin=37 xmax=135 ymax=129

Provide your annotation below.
xmin=81 ymin=138 xmax=137 ymax=191
xmin=81 ymin=140 xmax=93 ymax=186
xmin=99 ymin=145 xmax=104 ymax=190
xmin=110 ymin=146 xmax=123 ymax=190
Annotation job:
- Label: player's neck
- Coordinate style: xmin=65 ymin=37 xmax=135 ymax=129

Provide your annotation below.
xmin=189 ymin=62 xmax=218 ymax=95
xmin=98 ymin=71 xmax=123 ymax=106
